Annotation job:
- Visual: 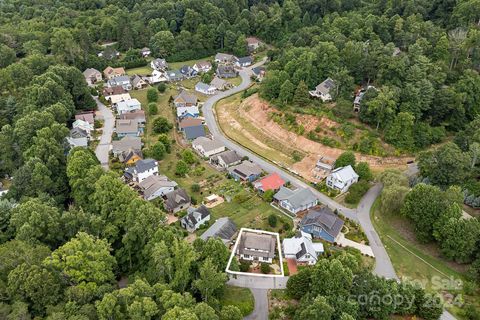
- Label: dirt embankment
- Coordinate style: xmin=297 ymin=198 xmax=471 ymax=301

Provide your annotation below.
xmin=237 ymin=95 xmax=413 ymax=181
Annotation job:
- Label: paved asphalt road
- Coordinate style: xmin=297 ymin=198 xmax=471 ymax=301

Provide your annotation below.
xmin=203 ymin=62 xmax=456 ymax=320
xmin=94 ymin=97 xmax=114 ymax=169
xmin=245 ymin=289 xmax=268 ymax=320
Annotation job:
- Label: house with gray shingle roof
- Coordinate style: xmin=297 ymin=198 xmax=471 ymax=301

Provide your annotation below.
xmin=227 ymin=161 xmax=262 ymax=182
xmin=181 ymin=205 xmax=211 ymax=232
xmin=299 ymin=207 xmax=344 ymax=243
xmin=309 ymin=78 xmax=335 ymax=102
xmin=210 ymin=150 xmax=242 ymax=169
xmin=83 ymin=68 xmax=102 ymax=85
xmin=166 ymin=69 xmax=185 ymax=82
xmin=139 ymin=175 xmax=177 ymax=201
xmin=237 ymin=230 xmax=277 ymax=263
xmin=273 ymin=186 xmax=318 ymax=215
xmin=163 ymin=188 xmax=191 ymax=213
xmin=200 ymin=217 xmax=237 ymax=243
xmin=235 ymin=56 xmax=253 ymax=67
xmin=124 ymin=159 xmax=158 ymax=183
xmin=151 ymin=58 xmax=168 ymax=71
xmin=216 ymin=65 xmax=237 ymax=78
xmin=283 ymin=231 xmax=324 ymax=265
xmin=192 ymin=137 xmax=225 ymax=158
xmin=174 ymin=90 xmax=198 ymax=108
xmin=215 ymin=53 xmax=237 ymax=64
xmin=195 ymin=82 xmax=216 ymax=95
xmin=131 ymin=75 xmax=148 ymax=89
xmin=112 ymin=136 xmax=142 ymax=157
xmin=210 ymin=77 xmax=229 ymax=90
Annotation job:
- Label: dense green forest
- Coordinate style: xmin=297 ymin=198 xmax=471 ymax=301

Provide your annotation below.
xmin=0 ymin=0 xmax=479 ymax=319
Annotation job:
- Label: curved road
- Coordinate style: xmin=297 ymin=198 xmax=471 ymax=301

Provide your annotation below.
xmin=203 ymin=62 xmax=456 ymax=320
xmin=94 ymin=97 xmax=115 ymax=169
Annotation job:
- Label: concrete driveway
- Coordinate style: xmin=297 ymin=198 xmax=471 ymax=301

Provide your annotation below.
xmin=245 ymin=289 xmax=268 ymax=320
xmin=94 ymin=97 xmax=114 ymax=169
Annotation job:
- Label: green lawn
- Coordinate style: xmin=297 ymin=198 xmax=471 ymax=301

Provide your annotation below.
xmin=226 ymin=76 xmax=242 ymax=87
xmin=125 ymin=65 xmax=153 ymax=76
xmin=209 ymin=188 xmax=293 ymax=236
xmin=220 ymin=286 xmax=254 ymax=317
xmin=168 ymin=55 xmax=214 ymax=70
xmin=371 ymin=199 xmax=479 ymax=318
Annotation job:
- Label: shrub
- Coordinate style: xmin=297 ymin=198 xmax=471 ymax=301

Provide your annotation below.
xmin=345 ymin=181 xmax=370 ymax=204
xmin=191 ymin=183 xmax=200 ymax=192
xmin=148 ymin=141 xmax=166 ymax=160
xmin=175 ymin=160 xmax=189 ymax=176
xmin=157 ymin=82 xmax=167 ymax=93
xmin=292 ymin=151 xmax=303 ymax=162
xmin=147 ymin=87 xmax=159 ymax=102
xmin=263 ymin=190 xmax=275 ymax=202
xmin=148 ymin=102 xmax=158 ymax=115
xmin=260 ymin=262 xmax=271 ymax=274
xmin=268 ymin=214 xmax=278 ymax=228
xmin=152 ymin=117 xmax=172 ymax=134
xmin=355 ymin=162 xmax=373 ymax=181
xmin=157 ymin=134 xmax=172 ymax=153
xmin=335 ymin=151 xmax=356 ymax=168
xmin=239 ymin=261 xmax=251 ymax=272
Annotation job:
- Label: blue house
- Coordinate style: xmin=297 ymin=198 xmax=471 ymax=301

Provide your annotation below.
xmin=227 ymin=161 xmax=262 ymax=182
xmin=299 ymin=207 xmax=344 ymax=243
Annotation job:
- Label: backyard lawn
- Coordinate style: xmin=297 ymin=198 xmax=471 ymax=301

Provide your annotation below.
xmin=220 ymin=286 xmax=254 ymax=317
xmin=371 ymin=200 xmax=479 ymax=318
xmin=125 ymin=65 xmax=153 ymax=76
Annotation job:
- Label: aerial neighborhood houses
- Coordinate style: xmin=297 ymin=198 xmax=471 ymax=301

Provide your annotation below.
xmin=210 ymin=77 xmax=229 ymax=91
xmin=273 ymin=186 xmax=319 ymax=215
xmin=283 ymin=231 xmax=324 ymax=265
xmin=326 ymin=165 xmax=359 ymax=193
xmin=193 ymin=61 xmax=212 ymax=73
xmin=246 ymin=37 xmax=263 ymax=52
xmin=299 ymin=207 xmax=345 ymax=243
xmin=181 ymin=205 xmax=211 ymax=232
xmin=216 ymin=65 xmax=237 ymax=78
xmin=309 ymin=77 xmax=335 ymax=102
xmin=139 ymin=175 xmax=178 ymax=201
xmin=103 ymin=66 xmax=125 ymax=80
xmin=195 ymin=82 xmax=216 ymax=95
xmin=228 ymin=161 xmax=262 ymax=182
xmin=192 ymin=137 xmax=226 ymax=158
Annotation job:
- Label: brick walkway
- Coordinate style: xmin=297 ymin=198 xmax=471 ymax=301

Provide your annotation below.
xmin=286 ymin=258 xmax=298 ymax=275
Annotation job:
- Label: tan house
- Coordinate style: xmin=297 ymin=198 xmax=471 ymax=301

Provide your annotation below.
xmin=103 ymin=66 xmax=126 ymax=80
xmin=83 ymin=68 xmax=102 ymax=85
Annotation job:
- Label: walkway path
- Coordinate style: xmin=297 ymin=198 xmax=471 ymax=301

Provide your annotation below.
xmin=245 ymin=289 xmax=269 ymax=320
xmin=204 ymin=62 xmax=456 ymax=320
xmin=94 ymin=97 xmax=115 ymax=169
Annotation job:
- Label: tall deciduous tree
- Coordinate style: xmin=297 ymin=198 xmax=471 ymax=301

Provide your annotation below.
xmin=193 ymin=258 xmax=227 ymax=302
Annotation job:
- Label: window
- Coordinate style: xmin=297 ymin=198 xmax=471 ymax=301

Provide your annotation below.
xmin=243 ymin=254 xmax=250 ymax=259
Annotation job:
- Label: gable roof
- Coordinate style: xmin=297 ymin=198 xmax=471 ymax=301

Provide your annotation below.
xmin=133 ymin=159 xmax=157 ymax=173
xmin=228 ymin=161 xmax=262 ymax=179
xmin=238 ymin=231 xmax=276 ymax=259
xmin=237 ymin=56 xmax=253 ymax=64
xmin=192 ymin=137 xmax=224 ymax=153
xmin=182 ymin=205 xmax=211 ymax=228
xmin=195 ymin=82 xmax=213 ymax=92
xmin=75 ymin=112 xmax=95 ymax=125
xmin=119 ymin=110 xmax=146 ymax=123
xmin=119 ymin=149 xmax=143 ymax=163
xmin=166 ymin=69 xmax=184 ymax=79
xmin=103 ymin=86 xmax=127 ymax=96
xmin=273 ymin=186 xmax=317 ymax=209
xmin=184 ymin=125 xmax=205 ymax=140
xmin=112 ymin=136 xmax=142 ymax=153
xmin=174 ymin=90 xmax=198 ymax=105
xmin=178 ymin=117 xmax=203 ymax=129
xmin=252 ymin=66 xmax=265 ymax=76
xmin=254 ymin=172 xmax=285 ymax=191
xmin=315 ymin=78 xmax=335 ymax=95
xmin=70 ymin=127 xmax=88 ymax=139
xmin=212 ymin=150 xmax=242 ymax=165
xmin=330 ymin=165 xmax=359 ymax=183
xmin=210 ymin=77 xmax=227 ymax=89
xmin=246 ymin=37 xmax=261 ymax=45
xmin=152 ymin=58 xmax=168 ymax=69
xmin=104 ymin=66 xmax=125 ymax=76
xmin=116 ymin=119 xmax=138 ymax=134
xmin=194 ymin=61 xmax=212 ymax=68
xmin=131 ymin=75 xmax=146 ymax=87
xmin=110 ymin=75 xmax=130 ymax=83
xmin=200 ymin=217 xmax=237 ymax=242
xmin=139 ymin=175 xmax=177 ymax=199
xmin=217 ymin=65 xmax=236 ymax=75
xmin=215 ymin=53 xmax=235 ymax=61
xmin=283 ymin=231 xmax=323 ymax=260
xmin=177 ymin=106 xmax=200 ymax=118
xmin=164 ymin=188 xmax=190 ymax=210
xmin=83 ymin=68 xmax=101 ymax=78
xmin=300 ymin=206 xmax=344 ymax=239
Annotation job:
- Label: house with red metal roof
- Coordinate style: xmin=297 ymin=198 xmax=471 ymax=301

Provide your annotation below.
xmin=254 ymin=172 xmax=285 ymax=193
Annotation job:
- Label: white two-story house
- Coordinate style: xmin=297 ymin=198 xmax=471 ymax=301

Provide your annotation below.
xmin=124 ymin=158 xmax=158 ymax=183
xmin=326 ymin=165 xmax=359 ymax=193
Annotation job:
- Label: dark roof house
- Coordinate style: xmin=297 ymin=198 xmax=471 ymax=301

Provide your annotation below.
xmin=300 ymin=207 xmax=344 ymax=243
xmin=164 ymin=188 xmax=191 ymax=213
xmin=200 ymin=217 xmax=237 ymax=243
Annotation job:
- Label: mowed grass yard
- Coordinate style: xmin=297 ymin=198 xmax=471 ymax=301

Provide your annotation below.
xmin=220 ymin=286 xmax=254 ymax=316
xmin=371 ymin=200 xmax=480 ymax=318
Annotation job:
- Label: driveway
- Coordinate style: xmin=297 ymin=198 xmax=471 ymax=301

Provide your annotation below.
xmin=94 ymin=97 xmax=114 ymax=169
xmin=245 ymin=289 xmax=268 ymax=320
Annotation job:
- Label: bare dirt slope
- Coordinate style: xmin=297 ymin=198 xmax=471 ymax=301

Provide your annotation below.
xmin=220 ymin=94 xmax=412 ymax=182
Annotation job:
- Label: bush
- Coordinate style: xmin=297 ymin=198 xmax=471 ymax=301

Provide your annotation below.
xmin=292 ymin=151 xmax=303 ymax=162
xmin=335 ymin=151 xmax=356 ymax=168
xmin=345 ymin=181 xmax=370 ymax=204
xmin=157 ymin=82 xmax=167 ymax=93
xmin=175 ymin=160 xmax=189 ymax=176
xmin=148 ymin=141 xmax=166 ymax=160
xmin=147 ymin=87 xmax=159 ymax=102
xmin=355 ymin=162 xmax=373 ymax=181
xmin=268 ymin=214 xmax=278 ymax=228
xmin=263 ymin=190 xmax=275 ymax=202
xmin=239 ymin=261 xmax=251 ymax=272
xmin=152 ymin=117 xmax=173 ymax=134
xmin=148 ymin=102 xmax=158 ymax=115
xmin=191 ymin=183 xmax=200 ymax=192
xmin=260 ymin=262 xmax=271 ymax=274
xmin=157 ymin=134 xmax=172 ymax=153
